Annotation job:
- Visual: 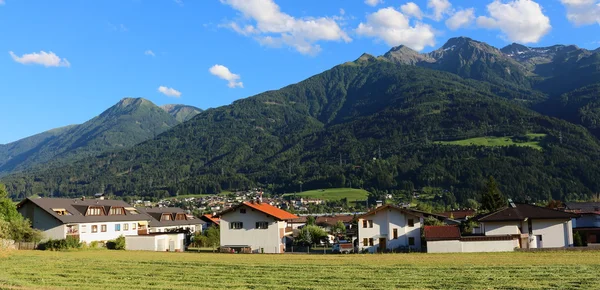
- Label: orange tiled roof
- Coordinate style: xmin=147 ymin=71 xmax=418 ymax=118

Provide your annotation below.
xmin=202 ymin=214 xmax=220 ymax=225
xmin=242 ymin=201 xmax=298 ymax=220
xmin=424 ymin=225 xmax=461 ymax=241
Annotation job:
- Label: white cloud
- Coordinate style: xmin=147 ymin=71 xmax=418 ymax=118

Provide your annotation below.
xmin=144 ymin=50 xmax=155 ymax=57
xmin=427 ymin=0 xmax=452 ymax=21
xmin=9 ymin=51 xmax=70 ymax=67
xmin=0 ymin=1 xmax=5 ymax=5
xmin=401 ymin=2 xmax=423 ymax=19
xmin=446 ymin=8 xmax=475 ymax=30
xmin=340 ymin=8 xmax=345 ymax=15
xmin=560 ymin=0 xmax=600 ymax=26
xmin=209 ymin=64 xmax=243 ymax=88
xmin=158 ymin=86 xmax=182 ymax=98
xmin=220 ymin=0 xmax=351 ymax=55
xmin=365 ymin=0 xmax=383 ymax=6
xmin=174 ymin=0 xmax=183 ymax=6
xmin=476 ymin=0 xmax=551 ymax=43
xmin=356 ymin=7 xmax=436 ymax=51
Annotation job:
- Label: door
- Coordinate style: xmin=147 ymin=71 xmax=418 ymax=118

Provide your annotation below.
xmin=535 ymin=235 xmax=543 ymax=248
xmin=169 ymin=240 xmax=175 ymax=252
xmin=378 ymin=238 xmax=387 ymax=252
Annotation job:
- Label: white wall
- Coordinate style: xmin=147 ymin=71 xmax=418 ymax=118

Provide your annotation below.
xmin=125 ymin=234 xmax=185 ymax=251
xmin=78 ymin=221 xmax=144 ymax=243
xmin=427 ymin=239 xmax=518 ymax=253
xmin=220 ymin=205 xmax=285 ymax=253
xmin=358 ymin=208 xmax=421 ymax=253
xmin=531 ymin=219 xmax=573 ymax=248
xmin=484 ymin=221 xmax=521 ymax=235
xmin=126 ymin=236 xmax=158 ymax=251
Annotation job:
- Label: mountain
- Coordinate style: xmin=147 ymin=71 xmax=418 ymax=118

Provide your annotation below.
xmin=4 ymin=49 xmax=600 ymax=204
xmin=0 ymin=98 xmax=180 ymax=176
xmin=160 ymin=104 xmax=202 ymax=122
xmin=382 ymin=37 xmax=533 ymax=94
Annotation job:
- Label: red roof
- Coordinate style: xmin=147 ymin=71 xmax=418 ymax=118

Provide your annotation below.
xmin=316 ymin=215 xmax=354 ymax=226
xmin=216 ymin=201 xmax=298 ymax=221
xmin=202 ymin=214 xmax=220 ymax=225
xmin=424 ymin=225 xmax=461 ymax=241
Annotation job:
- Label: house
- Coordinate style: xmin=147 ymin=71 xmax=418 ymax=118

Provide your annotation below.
xmin=125 ymin=233 xmax=186 ymax=252
xmin=199 ymin=214 xmax=220 ymax=229
xmin=564 ymin=202 xmax=600 ymax=245
xmin=439 ymin=210 xmax=476 ymax=222
xmin=477 ymin=203 xmax=579 ymax=249
xmin=217 ymin=200 xmax=298 ymax=253
xmin=287 ymin=216 xmax=307 ymax=230
xmin=424 ymin=225 xmax=520 ymax=253
xmin=17 ymin=197 xmax=150 ymax=243
xmin=357 ymin=205 xmax=424 ymax=253
xmin=137 ymin=207 xmax=204 ymax=233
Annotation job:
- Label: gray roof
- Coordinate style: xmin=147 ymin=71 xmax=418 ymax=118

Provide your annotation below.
xmin=136 ymin=207 xmax=204 ymax=227
xmin=477 ymin=203 xmax=578 ymax=222
xmin=564 ymin=202 xmax=600 ymax=212
xmin=18 ymin=197 xmax=151 ymax=224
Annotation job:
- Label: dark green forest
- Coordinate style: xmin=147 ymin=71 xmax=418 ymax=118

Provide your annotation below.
xmin=3 ymin=37 xmax=600 ymax=207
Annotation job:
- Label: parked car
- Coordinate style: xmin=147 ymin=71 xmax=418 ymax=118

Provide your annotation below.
xmin=332 ymin=242 xmax=354 ymax=254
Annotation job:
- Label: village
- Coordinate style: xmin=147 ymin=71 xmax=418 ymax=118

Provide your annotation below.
xmin=8 ymin=190 xmax=598 ymax=254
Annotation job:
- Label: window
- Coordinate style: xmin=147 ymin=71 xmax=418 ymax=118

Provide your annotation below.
xmin=87 ymin=207 xmax=103 ymax=216
xmin=256 ymin=222 xmax=268 ymax=229
xmin=363 ymin=238 xmax=369 ymax=246
xmin=230 ymin=222 xmax=243 ymax=229
xmin=115 ymin=224 xmax=121 ymax=231
xmin=176 ymin=213 xmax=186 ymax=221
xmin=408 ymin=237 xmax=415 ymax=246
xmin=101 ymin=225 xmax=107 ymax=232
xmin=163 ymin=214 xmax=172 ymax=221
xmin=81 ymin=225 xmax=87 ymax=234
xmin=240 ymin=208 xmax=247 ymax=214
xmin=393 ymin=228 xmax=398 ymax=239
xmin=369 ymin=238 xmax=374 ymax=246
xmin=124 ymin=223 xmax=129 ymax=231
xmin=109 ymin=207 xmax=124 ymax=215
xmin=125 ymin=207 xmax=139 ymax=215
xmin=52 ymin=208 xmax=72 ymax=216
xmin=368 ymin=220 xmax=373 ymax=228
xmin=92 ymin=225 xmax=98 ymax=233
xmin=362 ymin=220 xmax=368 ymax=228
xmin=132 ymin=223 xmax=137 ymax=230
xmin=408 ymin=219 xmax=414 ymax=227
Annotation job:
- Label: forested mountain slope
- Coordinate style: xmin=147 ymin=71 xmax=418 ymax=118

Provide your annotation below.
xmin=4 ymin=54 xmax=600 ymax=204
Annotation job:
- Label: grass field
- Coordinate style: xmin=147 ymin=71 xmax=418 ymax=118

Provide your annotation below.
xmin=283 ymin=188 xmax=369 ymax=202
xmin=1 ymin=250 xmax=599 ymax=289
xmin=435 ymin=133 xmax=546 ymax=150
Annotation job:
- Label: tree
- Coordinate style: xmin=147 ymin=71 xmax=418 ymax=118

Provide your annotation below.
xmin=306 ymin=216 xmax=316 ymax=226
xmin=205 ymin=225 xmax=220 ymax=252
xmin=480 ymin=176 xmax=506 ymax=212
xmin=547 ymin=200 xmax=563 ymax=209
xmin=297 ymin=225 xmax=327 ymax=247
xmin=423 ymin=216 xmax=444 ymax=226
xmin=0 ymin=183 xmax=43 ymax=242
xmin=331 ymin=220 xmax=346 ymax=237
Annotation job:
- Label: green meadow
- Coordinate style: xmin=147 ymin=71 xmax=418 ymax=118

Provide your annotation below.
xmin=435 ymin=133 xmax=546 ymax=150
xmin=1 ymin=250 xmax=598 ymax=289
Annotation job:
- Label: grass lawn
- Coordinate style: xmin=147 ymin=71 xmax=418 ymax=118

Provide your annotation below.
xmin=0 ymin=250 xmax=599 ymax=289
xmin=435 ymin=133 xmax=546 ymax=150
xmin=283 ymin=188 xmax=368 ymax=202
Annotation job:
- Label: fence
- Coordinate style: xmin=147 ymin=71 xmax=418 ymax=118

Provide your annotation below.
xmin=14 ymin=242 xmax=38 ymax=250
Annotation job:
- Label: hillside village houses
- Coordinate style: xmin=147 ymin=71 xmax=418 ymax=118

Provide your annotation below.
xmin=217 ymin=198 xmax=298 ymax=254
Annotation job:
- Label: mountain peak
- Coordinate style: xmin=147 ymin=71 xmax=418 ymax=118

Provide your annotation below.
xmin=117 ymin=97 xmax=151 ymax=108
xmin=160 ymin=104 xmax=202 ymax=122
xmin=442 ymin=37 xmax=478 ymax=48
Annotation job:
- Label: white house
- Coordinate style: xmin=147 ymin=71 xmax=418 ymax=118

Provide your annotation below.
xmin=137 ymin=207 xmax=203 ymax=233
xmin=17 ymin=197 xmax=150 ymax=243
xmin=218 ymin=200 xmax=298 ymax=253
xmin=357 ymin=205 xmax=426 ymax=253
xmin=125 ymin=233 xmax=186 ymax=252
xmin=477 ymin=203 xmax=578 ymax=249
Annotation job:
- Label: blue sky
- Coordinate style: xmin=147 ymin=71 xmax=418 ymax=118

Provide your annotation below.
xmin=1 ymin=0 xmax=599 ymax=144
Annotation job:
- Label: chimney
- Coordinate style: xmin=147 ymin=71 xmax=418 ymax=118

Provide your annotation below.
xmin=259 ymin=191 xmax=263 ymax=204
xmin=376 ymin=200 xmax=383 ymax=208
xmin=81 ymin=196 xmax=85 ymax=201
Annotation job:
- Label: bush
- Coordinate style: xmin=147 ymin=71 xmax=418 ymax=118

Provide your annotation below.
xmin=106 ymin=236 xmax=125 ymax=250
xmin=39 ymin=236 xmax=82 ymax=251
xmin=89 ymin=241 xmax=100 ymax=248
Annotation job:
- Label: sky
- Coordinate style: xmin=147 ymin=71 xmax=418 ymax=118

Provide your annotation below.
xmin=1 ymin=0 xmax=599 ymax=144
